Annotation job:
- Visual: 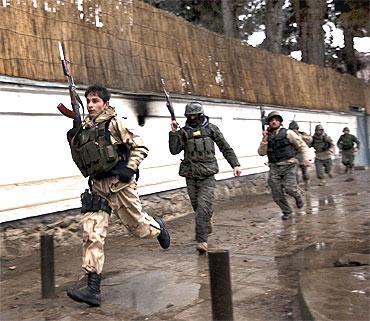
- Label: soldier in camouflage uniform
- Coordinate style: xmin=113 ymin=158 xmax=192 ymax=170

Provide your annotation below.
xmin=169 ymin=102 xmax=241 ymax=253
xmin=310 ymin=124 xmax=334 ymax=186
xmin=66 ymin=85 xmax=170 ymax=307
xmin=258 ymin=111 xmax=310 ymax=220
xmin=337 ymin=127 xmax=360 ymax=174
xmin=288 ymin=121 xmax=313 ymax=190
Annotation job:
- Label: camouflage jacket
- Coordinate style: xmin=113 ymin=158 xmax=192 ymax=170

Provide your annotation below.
xmin=169 ymin=117 xmax=240 ymax=178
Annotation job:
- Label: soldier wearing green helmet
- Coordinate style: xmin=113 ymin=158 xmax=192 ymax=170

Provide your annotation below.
xmin=337 ymin=127 xmax=360 ymax=174
xmin=288 ymin=120 xmax=312 ymax=190
xmin=311 ymin=124 xmax=335 ymax=185
xmin=169 ymin=101 xmax=241 ymax=253
xmin=258 ymin=111 xmax=311 ymax=220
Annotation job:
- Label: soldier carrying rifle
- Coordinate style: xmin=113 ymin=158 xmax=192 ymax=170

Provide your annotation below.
xmin=258 ymin=111 xmax=310 ymax=220
xmin=163 ymin=80 xmax=241 ymax=253
xmin=58 ymin=43 xmax=170 ymax=307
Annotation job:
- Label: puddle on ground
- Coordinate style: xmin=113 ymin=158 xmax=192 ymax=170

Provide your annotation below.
xmin=275 ymin=240 xmax=369 ymax=272
xmin=304 ymin=193 xmax=346 ymax=215
xmin=105 ymin=270 xmax=201 ymax=315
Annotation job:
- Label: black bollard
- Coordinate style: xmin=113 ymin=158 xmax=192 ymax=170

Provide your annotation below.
xmin=208 ymin=249 xmax=234 ymax=321
xmin=40 ymin=234 xmax=55 ymax=298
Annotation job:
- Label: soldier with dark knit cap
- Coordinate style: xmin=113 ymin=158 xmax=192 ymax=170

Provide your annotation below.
xmin=337 ymin=127 xmax=360 ymax=174
xmin=169 ymin=101 xmax=241 ymax=253
xmin=288 ymin=120 xmax=312 ymax=190
xmin=258 ymin=111 xmax=311 ymax=220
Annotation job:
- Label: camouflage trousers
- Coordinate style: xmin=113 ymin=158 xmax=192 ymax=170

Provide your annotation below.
xmin=297 ymin=164 xmax=309 ymax=182
xmin=81 ymin=176 xmax=160 ymax=274
xmin=268 ymin=163 xmax=302 ymax=215
xmin=341 ymin=149 xmax=355 ymax=169
xmin=186 ymin=176 xmax=216 ymax=243
xmin=314 ymin=158 xmax=332 ymax=179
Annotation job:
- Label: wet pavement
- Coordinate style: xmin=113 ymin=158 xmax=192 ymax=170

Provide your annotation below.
xmin=1 ymin=169 xmax=369 ymax=321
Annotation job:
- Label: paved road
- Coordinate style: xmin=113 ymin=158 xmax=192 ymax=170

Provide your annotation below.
xmin=1 ymin=169 xmax=369 ymax=321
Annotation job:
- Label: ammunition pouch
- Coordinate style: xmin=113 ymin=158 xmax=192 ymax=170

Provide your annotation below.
xmin=80 ymin=189 xmax=112 ymax=214
xmin=69 ymin=120 xmax=129 ymax=178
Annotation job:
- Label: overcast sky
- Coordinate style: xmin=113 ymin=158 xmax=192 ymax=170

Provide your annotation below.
xmin=247 ymin=23 xmax=370 ymax=61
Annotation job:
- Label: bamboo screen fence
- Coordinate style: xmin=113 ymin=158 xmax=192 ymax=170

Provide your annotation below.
xmin=0 ymin=0 xmax=369 ymax=112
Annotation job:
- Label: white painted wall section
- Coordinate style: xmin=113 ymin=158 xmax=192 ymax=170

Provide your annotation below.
xmin=0 ymin=81 xmax=357 ymax=222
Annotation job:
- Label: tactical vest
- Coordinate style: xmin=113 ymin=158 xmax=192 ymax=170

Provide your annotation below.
xmin=340 ymin=134 xmax=354 ymax=150
xmin=312 ymin=134 xmax=330 ymax=153
xmin=267 ymin=128 xmax=296 ymax=163
xmin=69 ymin=120 xmax=121 ymax=178
xmin=184 ymin=126 xmax=215 ymax=162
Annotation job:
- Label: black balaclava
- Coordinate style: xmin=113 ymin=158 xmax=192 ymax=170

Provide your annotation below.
xmin=187 ymin=114 xmax=203 ymax=127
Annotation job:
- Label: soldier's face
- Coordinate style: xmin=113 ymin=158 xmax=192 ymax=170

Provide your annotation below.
xmin=316 ymin=129 xmax=324 ymax=135
xmin=269 ymin=117 xmax=281 ymax=129
xmin=86 ymin=93 xmax=109 ymax=116
xmin=187 ymin=114 xmax=201 ymax=125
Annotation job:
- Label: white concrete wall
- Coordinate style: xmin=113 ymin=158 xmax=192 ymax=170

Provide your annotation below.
xmin=0 ymin=79 xmax=357 ymax=222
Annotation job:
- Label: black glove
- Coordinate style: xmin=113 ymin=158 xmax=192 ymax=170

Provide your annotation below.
xmin=111 ymin=163 xmax=136 ymax=183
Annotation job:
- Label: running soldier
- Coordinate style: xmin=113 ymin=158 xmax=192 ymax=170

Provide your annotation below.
xmin=169 ymin=101 xmax=241 ymax=253
xmin=66 ymin=85 xmax=170 ymax=307
xmin=258 ymin=111 xmax=310 ymax=220
xmin=311 ymin=124 xmax=335 ymax=186
xmin=288 ymin=121 xmax=312 ymax=190
xmin=337 ymin=127 xmax=360 ymax=174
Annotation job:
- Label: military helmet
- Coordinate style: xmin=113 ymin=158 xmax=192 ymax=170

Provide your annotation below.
xmin=289 ymin=121 xmax=299 ymax=130
xmin=315 ymin=124 xmax=324 ymax=131
xmin=343 ymin=127 xmax=350 ymax=132
xmin=267 ymin=111 xmax=283 ymax=123
xmin=184 ymin=101 xmax=204 ymax=116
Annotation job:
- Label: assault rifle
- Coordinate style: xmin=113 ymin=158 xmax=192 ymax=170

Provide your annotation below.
xmin=260 ymin=106 xmax=267 ymax=131
xmin=57 ymin=42 xmax=84 ymax=129
xmin=161 ymin=78 xmax=176 ymax=123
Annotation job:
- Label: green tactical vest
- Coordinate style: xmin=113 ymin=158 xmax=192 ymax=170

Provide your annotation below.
xmin=340 ymin=134 xmax=354 ymax=150
xmin=69 ymin=120 xmax=120 ymax=178
xmin=185 ymin=127 xmax=216 ymax=162
xmin=312 ymin=134 xmax=331 ymax=153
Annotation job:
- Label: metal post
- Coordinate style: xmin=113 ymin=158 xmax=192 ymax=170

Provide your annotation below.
xmin=208 ymin=249 xmax=234 ymax=321
xmin=40 ymin=234 xmax=55 ymax=298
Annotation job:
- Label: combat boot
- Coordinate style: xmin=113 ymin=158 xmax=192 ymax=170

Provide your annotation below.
xmin=281 ymin=213 xmax=291 ymax=220
xmin=154 ymin=217 xmax=171 ymax=249
xmin=196 ymin=242 xmax=208 ymax=253
xmin=295 ymin=196 xmax=304 ymax=209
xmin=67 ymin=272 xmax=101 ymax=307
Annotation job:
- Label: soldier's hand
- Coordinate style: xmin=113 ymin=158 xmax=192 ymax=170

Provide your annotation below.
xmin=171 ymin=120 xmax=178 ymax=132
xmin=303 ymin=159 xmax=311 ymax=166
xmin=233 ymin=166 xmax=241 ymax=177
xmin=262 ymin=130 xmax=269 ymax=142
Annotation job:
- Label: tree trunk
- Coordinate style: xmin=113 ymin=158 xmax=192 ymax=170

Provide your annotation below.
xmin=261 ymin=0 xmax=285 ymax=54
xmin=342 ymin=27 xmax=358 ymax=75
xmin=221 ymin=0 xmax=238 ymax=38
xmin=293 ymin=0 xmax=326 ymax=66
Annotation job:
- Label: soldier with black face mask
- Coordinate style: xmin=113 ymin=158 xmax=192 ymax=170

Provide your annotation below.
xmin=169 ymin=102 xmax=241 ymax=253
